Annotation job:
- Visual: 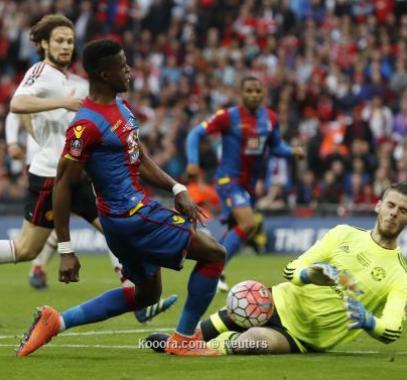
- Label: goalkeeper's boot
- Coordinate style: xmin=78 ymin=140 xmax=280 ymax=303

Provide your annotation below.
xmin=29 ymin=265 xmax=48 ymax=290
xmin=135 ymin=294 xmax=178 ymax=323
xmin=165 ymin=330 xmax=219 ymax=356
xmin=16 ymin=306 xmax=60 ymax=357
xmin=217 ymin=274 xmax=229 ymax=293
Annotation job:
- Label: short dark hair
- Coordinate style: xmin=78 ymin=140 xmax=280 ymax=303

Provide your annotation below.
xmin=382 ymin=183 xmax=407 ymax=199
xmin=82 ymin=39 xmax=123 ymax=79
xmin=30 ymin=14 xmax=74 ymax=59
xmin=241 ymin=76 xmax=261 ymax=89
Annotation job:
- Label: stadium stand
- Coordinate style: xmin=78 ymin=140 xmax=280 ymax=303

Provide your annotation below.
xmin=1 ymin=0 xmax=407 ymax=216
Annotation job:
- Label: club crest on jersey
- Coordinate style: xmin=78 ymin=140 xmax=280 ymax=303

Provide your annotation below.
xmin=24 ymin=75 xmax=36 ymax=86
xmin=73 ymin=125 xmax=86 ymax=139
xmin=70 ymin=138 xmax=84 ymax=157
xmin=371 ymin=266 xmax=386 ymax=281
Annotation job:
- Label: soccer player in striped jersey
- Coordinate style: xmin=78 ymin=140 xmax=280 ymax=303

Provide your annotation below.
xmin=16 ymin=39 xmax=225 ymax=357
xmin=186 ymin=77 xmax=304 ymax=291
xmin=1 ymin=15 xmax=176 ymax=320
xmin=199 ymin=183 xmax=407 ymax=354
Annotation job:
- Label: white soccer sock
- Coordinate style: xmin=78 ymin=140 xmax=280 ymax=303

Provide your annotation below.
xmin=0 ymin=240 xmax=16 ymax=264
xmin=31 ymin=230 xmax=57 ymax=270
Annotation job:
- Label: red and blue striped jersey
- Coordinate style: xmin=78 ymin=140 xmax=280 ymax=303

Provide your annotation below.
xmin=62 ymin=97 xmax=145 ymax=216
xmin=187 ymin=105 xmax=292 ymax=190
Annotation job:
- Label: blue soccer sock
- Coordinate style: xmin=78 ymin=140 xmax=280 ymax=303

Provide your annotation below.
xmin=61 ymin=287 xmax=137 ymax=330
xmin=176 ymin=261 xmax=224 ymax=336
xmin=223 ymin=226 xmax=248 ymax=264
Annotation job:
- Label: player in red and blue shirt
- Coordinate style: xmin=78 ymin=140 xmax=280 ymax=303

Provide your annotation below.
xmin=17 ymin=40 xmax=225 ymax=357
xmin=186 ymin=77 xmax=304 ymax=289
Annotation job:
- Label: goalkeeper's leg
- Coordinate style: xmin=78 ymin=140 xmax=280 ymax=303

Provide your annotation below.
xmin=201 ymin=309 xmax=301 ymax=354
xmin=225 ymin=327 xmax=292 ymax=354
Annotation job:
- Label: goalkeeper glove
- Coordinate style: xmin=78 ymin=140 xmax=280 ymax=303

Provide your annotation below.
xmin=344 ymin=296 xmax=376 ymax=331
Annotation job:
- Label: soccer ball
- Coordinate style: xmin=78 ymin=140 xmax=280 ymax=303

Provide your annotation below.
xmin=226 ymin=280 xmax=273 ymax=328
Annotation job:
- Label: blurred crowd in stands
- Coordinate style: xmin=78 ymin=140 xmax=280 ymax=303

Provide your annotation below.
xmin=1 ymin=0 xmax=407 ymax=216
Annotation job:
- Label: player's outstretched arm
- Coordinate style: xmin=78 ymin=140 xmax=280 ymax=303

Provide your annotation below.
xmin=53 ymin=158 xmax=84 ymax=283
xmin=10 ymin=92 xmax=83 ymax=114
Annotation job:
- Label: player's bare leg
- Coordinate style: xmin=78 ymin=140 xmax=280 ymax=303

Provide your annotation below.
xmin=207 ymin=327 xmax=292 ymax=355
xmin=222 ymin=327 xmax=292 ymax=354
xmin=0 ymin=220 xmax=51 ymax=264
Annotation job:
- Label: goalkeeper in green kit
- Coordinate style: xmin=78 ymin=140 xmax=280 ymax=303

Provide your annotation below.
xmin=194 ymin=183 xmax=407 ymax=354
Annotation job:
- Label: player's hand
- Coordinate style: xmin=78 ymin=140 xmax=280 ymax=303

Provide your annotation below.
xmin=62 ymin=97 xmax=83 ymax=112
xmin=186 ymin=164 xmax=199 ymax=182
xmin=174 ymin=191 xmax=207 ymax=228
xmin=7 ymin=143 xmax=25 ymax=160
xmin=303 ymin=263 xmax=339 ymax=286
xmin=62 ymin=90 xmax=83 ymax=112
xmin=59 ymin=252 xmax=81 ymax=283
xmin=291 ymin=146 xmax=305 ymax=160
xmin=344 ymin=296 xmax=375 ymax=331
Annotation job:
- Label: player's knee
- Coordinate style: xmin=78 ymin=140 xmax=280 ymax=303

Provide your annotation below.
xmin=207 ymin=242 xmax=226 ymax=263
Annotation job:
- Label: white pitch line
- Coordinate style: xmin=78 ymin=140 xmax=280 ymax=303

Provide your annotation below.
xmin=0 ymin=327 xmax=171 ymax=340
xmin=0 ymin=343 xmax=139 ymax=350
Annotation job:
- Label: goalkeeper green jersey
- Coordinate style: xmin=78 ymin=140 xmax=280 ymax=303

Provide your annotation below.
xmin=273 ymin=224 xmax=407 ymax=352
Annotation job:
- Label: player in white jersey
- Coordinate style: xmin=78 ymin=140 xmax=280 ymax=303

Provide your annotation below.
xmin=5 ymin=111 xmax=56 ymax=289
xmin=0 ymin=14 xmax=177 ymax=321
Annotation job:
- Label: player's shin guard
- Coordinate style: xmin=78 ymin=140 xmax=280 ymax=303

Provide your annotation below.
xmin=61 ymin=287 xmax=137 ymax=329
xmin=176 ymin=261 xmax=224 ymax=336
xmin=223 ymin=227 xmax=248 ymax=264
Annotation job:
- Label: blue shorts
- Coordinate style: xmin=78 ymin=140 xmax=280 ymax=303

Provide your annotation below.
xmin=215 ymin=182 xmax=255 ymax=224
xmin=100 ymin=200 xmax=192 ymax=285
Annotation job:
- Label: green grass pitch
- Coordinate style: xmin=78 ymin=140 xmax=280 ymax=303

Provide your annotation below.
xmin=0 ymin=254 xmax=406 ymax=380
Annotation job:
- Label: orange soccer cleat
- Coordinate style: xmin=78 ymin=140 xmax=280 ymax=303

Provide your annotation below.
xmin=165 ymin=330 xmax=219 ymax=356
xmin=17 ymin=306 xmax=61 ymax=357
